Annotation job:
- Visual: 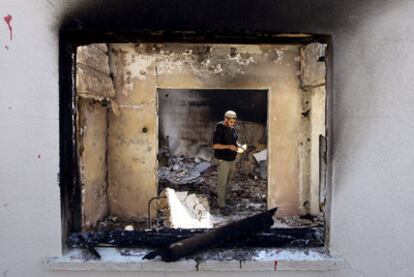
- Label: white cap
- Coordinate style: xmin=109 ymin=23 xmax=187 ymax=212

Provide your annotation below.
xmin=224 ymin=110 xmax=237 ymax=119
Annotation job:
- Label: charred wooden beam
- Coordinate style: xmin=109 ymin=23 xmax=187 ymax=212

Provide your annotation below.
xmin=77 ymin=234 xmax=101 ymax=259
xmin=68 ymin=226 xmax=324 ymax=250
xmin=143 ymin=208 xmax=277 ymax=261
xmin=68 ymin=228 xmax=205 ymax=248
xmin=67 ymin=209 xmax=324 ymax=256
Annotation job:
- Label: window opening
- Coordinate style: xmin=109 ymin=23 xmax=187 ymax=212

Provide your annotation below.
xmin=64 ymin=39 xmax=329 ymax=260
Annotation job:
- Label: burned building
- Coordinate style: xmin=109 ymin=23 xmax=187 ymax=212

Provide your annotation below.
xmin=75 ymin=41 xmax=327 ymax=233
xmin=4 ymin=0 xmax=413 ymax=276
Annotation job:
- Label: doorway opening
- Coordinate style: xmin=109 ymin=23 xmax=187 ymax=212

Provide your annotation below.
xmin=157 ymin=89 xmax=268 ymax=228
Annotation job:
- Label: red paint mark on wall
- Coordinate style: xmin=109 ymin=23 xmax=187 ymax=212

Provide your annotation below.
xmin=274 ymin=260 xmax=278 ymax=271
xmin=3 ymin=14 xmax=13 ymax=41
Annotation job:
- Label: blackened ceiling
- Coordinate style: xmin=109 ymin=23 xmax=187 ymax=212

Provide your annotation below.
xmin=60 ymin=0 xmax=385 ymax=42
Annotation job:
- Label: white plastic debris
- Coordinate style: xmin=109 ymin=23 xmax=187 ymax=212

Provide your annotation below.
xmin=124 ymin=225 xmax=134 ymax=231
xmin=165 ymin=188 xmax=213 ymax=229
xmin=253 ymin=149 xmax=267 ymax=163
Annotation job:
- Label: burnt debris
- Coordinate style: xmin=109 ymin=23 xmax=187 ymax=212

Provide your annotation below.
xmin=143 ymin=208 xmax=278 ymax=261
xmin=156 ymin=150 xmax=268 ymax=226
xmin=77 ymin=234 xmax=101 ymax=259
xmin=69 ymin=226 xmax=324 ymax=249
xmin=69 ymin=209 xmax=324 ymax=261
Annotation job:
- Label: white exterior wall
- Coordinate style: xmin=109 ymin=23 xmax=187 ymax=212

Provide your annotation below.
xmin=1 ymin=1 xmax=414 ymax=276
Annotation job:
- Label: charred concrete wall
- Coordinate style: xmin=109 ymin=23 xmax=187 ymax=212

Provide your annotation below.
xmin=76 ymin=44 xmax=114 ymax=229
xmin=107 ymin=44 xmax=158 ymax=219
xmin=158 ymin=89 xmax=217 ymax=157
xmin=310 ymin=86 xmax=326 ymax=214
xmin=76 ymin=99 xmax=108 ymax=230
xmin=298 ymin=43 xmax=327 ymax=215
xmin=76 ymin=44 xmax=115 ymax=99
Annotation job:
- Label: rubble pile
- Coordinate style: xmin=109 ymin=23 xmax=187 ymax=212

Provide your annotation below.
xmin=158 ymin=159 xmax=212 ymax=186
xmin=273 ymin=214 xmax=324 ymax=228
xmin=157 ymin=147 xmax=268 ymax=226
xmin=95 ymin=215 xmax=148 ymax=231
xmin=92 ymin=145 xmax=322 ymax=231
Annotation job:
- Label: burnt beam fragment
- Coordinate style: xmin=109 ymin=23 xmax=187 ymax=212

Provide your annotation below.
xmin=144 ymin=208 xmax=277 ymax=262
xmin=68 ymin=227 xmax=323 ymax=249
xmin=68 ymin=229 xmax=205 ymax=248
xmin=77 ymin=234 xmax=101 ymax=259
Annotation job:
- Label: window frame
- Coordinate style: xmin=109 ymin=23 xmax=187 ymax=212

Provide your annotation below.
xmin=59 ymin=31 xmax=332 ymax=253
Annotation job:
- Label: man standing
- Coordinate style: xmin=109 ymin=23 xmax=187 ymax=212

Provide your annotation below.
xmin=212 ymin=110 xmax=240 ymax=215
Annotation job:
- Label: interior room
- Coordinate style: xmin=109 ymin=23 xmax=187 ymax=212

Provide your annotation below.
xmin=74 ymin=42 xmax=327 ymax=234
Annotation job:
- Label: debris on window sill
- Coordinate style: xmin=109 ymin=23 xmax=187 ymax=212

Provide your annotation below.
xmin=143 ymin=208 xmax=277 ymax=262
xmin=44 ymin=247 xmax=344 ymax=272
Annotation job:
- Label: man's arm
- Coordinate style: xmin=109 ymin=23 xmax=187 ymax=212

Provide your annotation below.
xmin=213 ymin=143 xmax=238 ymax=151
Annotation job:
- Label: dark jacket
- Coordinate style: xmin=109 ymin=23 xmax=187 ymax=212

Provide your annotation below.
xmin=212 ymin=122 xmax=238 ymax=161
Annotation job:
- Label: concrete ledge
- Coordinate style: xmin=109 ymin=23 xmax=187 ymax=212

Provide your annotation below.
xmin=44 ymin=247 xmax=345 ymax=272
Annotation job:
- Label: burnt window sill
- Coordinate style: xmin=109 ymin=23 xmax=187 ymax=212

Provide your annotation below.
xmin=44 ymin=247 xmax=345 ymax=272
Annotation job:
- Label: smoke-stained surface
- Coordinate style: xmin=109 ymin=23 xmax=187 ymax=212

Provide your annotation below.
xmin=159 ymin=89 xmax=267 ymax=122
xmin=60 ymin=0 xmax=389 ymax=36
